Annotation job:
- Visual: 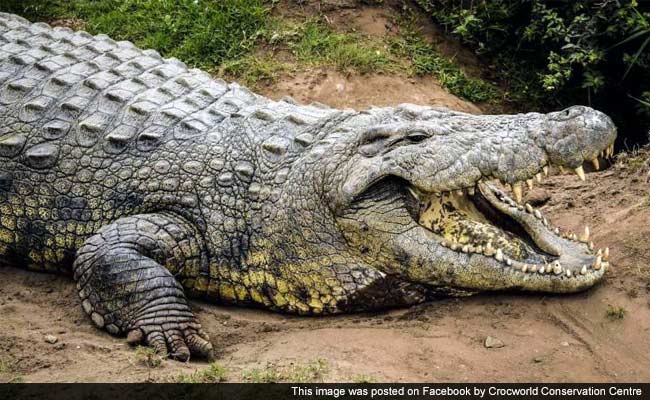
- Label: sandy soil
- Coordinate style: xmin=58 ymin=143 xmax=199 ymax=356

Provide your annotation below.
xmin=1 ymin=0 xmax=650 ymax=384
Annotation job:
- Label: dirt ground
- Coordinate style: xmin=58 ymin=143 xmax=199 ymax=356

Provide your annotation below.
xmin=1 ymin=1 xmax=650 ymax=384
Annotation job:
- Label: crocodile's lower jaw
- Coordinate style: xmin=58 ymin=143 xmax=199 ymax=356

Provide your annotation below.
xmin=410 ymin=180 xmax=610 ymax=281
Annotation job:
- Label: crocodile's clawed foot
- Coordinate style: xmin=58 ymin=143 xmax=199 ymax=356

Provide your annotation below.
xmin=126 ymin=322 xmax=213 ymax=361
xmin=73 ymin=213 xmax=214 ymax=362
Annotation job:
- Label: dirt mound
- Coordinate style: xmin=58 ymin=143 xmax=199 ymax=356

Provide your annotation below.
xmin=262 ymin=70 xmax=481 ymax=114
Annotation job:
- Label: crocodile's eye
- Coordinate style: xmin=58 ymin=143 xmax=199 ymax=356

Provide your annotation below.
xmin=407 ymin=131 xmax=428 ymax=142
xmin=554 ymin=106 xmax=584 ymax=121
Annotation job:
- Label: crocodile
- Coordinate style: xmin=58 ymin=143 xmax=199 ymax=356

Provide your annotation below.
xmin=0 ymin=13 xmax=617 ymax=361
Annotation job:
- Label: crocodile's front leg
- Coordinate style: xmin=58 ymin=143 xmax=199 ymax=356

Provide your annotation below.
xmin=73 ymin=213 xmax=213 ymax=360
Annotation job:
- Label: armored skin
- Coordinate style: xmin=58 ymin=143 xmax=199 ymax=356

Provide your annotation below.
xmin=0 ymin=13 xmax=617 ymax=360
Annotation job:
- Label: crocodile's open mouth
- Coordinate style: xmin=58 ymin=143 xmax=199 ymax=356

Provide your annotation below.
xmin=406 ymin=172 xmax=610 ymax=281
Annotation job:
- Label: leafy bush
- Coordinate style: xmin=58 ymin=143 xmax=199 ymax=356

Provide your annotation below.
xmin=416 ymin=0 xmax=650 ymax=145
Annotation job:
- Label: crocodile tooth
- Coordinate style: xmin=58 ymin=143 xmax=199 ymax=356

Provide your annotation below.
xmin=535 ymin=173 xmax=542 ymax=183
xmin=512 ymin=182 xmax=523 ymax=203
xmin=591 ymin=158 xmax=599 ymax=170
xmin=534 ymin=209 xmax=542 ymax=219
xmin=539 ymin=265 xmax=545 ymax=274
xmin=484 ymin=242 xmax=495 ymax=257
xmin=553 ymin=261 xmax=562 ymax=275
xmin=593 ymin=255 xmax=602 ymax=270
xmin=467 ymin=187 xmax=475 ymax=195
xmin=554 ymin=227 xmax=560 ymax=235
xmin=530 ymin=265 xmax=538 ymax=273
xmin=580 ymin=265 xmax=587 ymax=275
xmin=450 ymin=243 xmax=458 ymax=251
xmin=543 ymin=166 xmax=549 ymax=176
xmin=603 ymin=247 xmax=609 ymax=261
xmin=525 ymin=203 xmax=533 ymax=213
xmin=506 ymin=258 xmax=512 ymax=266
xmin=456 ymin=190 xmax=464 ymax=196
xmin=441 ymin=241 xmax=448 ymax=247
xmin=522 ymin=265 xmax=528 ymax=273
xmin=570 ymin=233 xmax=577 ymax=241
xmin=543 ymin=217 xmax=548 ymax=226
xmin=495 ymin=248 xmax=504 ymax=262
xmin=566 ymin=269 xmax=572 ymax=277
xmin=597 ymin=248 xmax=602 ymax=257
xmin=574 ymin=165 xmax=586 ymax=181
xmin=580 ymin=226 xmax=589 ymax=242
xmin=558 ymin=165 xmax=566 ymax=174
xmin=589 ymin=241 xmax=594 ymax=251
xmin=462 ymin=245 xmax=469 ymax=253
xmin=526 ymin=179 xmax=534 ymax=190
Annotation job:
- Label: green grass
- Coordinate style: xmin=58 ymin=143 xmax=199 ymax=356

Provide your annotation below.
xmin=133 ymin=346 xmax=164 ymax=369
xmin=284 ymin=19 xmax=391 ymax=74
xmin=171 ymin=362 xmax=228 ymax=383
xmin=243 ymin=358 xmax=329 ymax=383
xmin=0 ymin=358 xmax=11 ymax=374
xmin=605 ymin=305 xmax=627 ymax=320
xmin=218 ymin=54 xmax=286 ymax=88
xmin=0 ymin=359 xmax=22 ymax=384
xmin=1 ymin=0 xmax=269 ymax=70
xmin=352 ymin=374 xmax=377 ymax=383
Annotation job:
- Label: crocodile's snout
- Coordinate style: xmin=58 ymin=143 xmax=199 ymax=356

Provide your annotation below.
xmin=543 ymin=106 xmax=617 ymax=173
xmin=336 ymin=104 xmax=616 ymax=296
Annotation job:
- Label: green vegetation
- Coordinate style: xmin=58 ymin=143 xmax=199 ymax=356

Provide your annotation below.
xmin=415 ymin=0 xmax=650 ymax=145
xmin=219 ymin=54 xmax=286 ymax=88
xmin=352 ymin=374 xmax=377 ymax=383
xmin=0 ymin=359 xmax=22 ymax=384
xmin=285 ymin=19 xmax=391 ymax=74
xmin=243 ymin=358 xmax=329 ymax=383
xmin=615 ymin=146 xmax=650 ymax=176
xmin=605 ymin=305 xmax=627 ymax=321
xmin=2 ymin=0 xmax=269 ymax=70
xmin=133 ymin=346 xmax=164 ymax=369
xmin=0 ymin=358 xmax=11 ymax=374
xmin=389 ymin=26 xmax=500 ymax=103
xmin=171 ymin=362 xmax=228 ymax=383
xmin=0 ymin=0 xmax=496 ymax=103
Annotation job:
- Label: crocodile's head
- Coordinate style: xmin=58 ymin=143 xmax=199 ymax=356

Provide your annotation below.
xmin=302 ymin=104 xmax=616 ymax=296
